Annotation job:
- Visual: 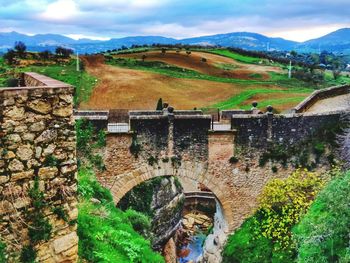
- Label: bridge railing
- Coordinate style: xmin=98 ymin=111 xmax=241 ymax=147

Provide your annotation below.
xmin=212 ymin=122 xmax=231 ymax=131
xmin=107 ymin=123 xmax=130 ymax=133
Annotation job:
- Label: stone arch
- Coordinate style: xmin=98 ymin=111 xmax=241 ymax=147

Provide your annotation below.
xmin=107 ymin=160 xmax=235 ymax=232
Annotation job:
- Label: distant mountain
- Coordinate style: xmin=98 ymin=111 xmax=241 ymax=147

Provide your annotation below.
xmin=0 ymin=31 xmax=98 ymax=52
xmin=297 ymin=28 xmax=350 ymax=54
xmin=0 ymin=28 xmax=349 ymax=54
xmin=180 ymin=32 xmax=297 ymax=51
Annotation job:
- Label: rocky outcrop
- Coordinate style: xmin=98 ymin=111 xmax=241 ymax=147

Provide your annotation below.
xmin=151 ymin=177 xmax=185 ymax=250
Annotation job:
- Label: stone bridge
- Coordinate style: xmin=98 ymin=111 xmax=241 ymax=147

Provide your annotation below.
xmin=94 ymin=85 xmax=349 ymax=234
xmin=1 ymin=71 xmax=349 ymax=262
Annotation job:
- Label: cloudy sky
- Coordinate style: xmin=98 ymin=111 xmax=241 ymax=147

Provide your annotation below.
xmin=0 ymin=0 xmax=349 ymax=42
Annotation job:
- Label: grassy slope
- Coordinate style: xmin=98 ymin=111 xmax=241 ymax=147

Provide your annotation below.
xmin=22 ymin=60 xmax=97 ymax=106
xmin=78 ymin=168 xmax=164 ymax=263
xmin=108 ymin=57 xmax=313 ymax=110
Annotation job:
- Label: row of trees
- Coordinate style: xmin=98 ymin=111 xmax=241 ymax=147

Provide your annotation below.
xmin=3 ymin=41 xmax=74 ymax=65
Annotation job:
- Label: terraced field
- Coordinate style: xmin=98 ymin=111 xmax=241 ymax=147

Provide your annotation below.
xmin=80 ymin=50 xmax=314 ymax=112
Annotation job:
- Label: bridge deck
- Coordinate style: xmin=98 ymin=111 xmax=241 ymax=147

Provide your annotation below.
xmin=305 ymin=93 xmax=350 ymax=113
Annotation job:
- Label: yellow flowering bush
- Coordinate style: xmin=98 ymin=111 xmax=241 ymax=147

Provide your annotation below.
xmin=255 ymin=169 xmax=325 ymax=248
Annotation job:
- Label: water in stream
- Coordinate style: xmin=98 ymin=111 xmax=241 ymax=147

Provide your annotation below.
xmin=178 ymin=230 xmax=206 ymax=263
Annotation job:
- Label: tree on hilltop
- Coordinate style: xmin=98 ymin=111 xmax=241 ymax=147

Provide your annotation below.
xmin=55 ymin=46 xmax=73 ymax=58
xmin=156 ymin=98 xmax=163 ymax=110
xmin=14 ymin=41 xmax=26 ymax=58
xmin=3 ymin=49 xmax=16 ymax=65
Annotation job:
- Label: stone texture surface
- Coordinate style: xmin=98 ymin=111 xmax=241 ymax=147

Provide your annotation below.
xmin=97 ymin=108 xmax=341 ymax=263
xmin=0 ymin=73 xmax=78 ymax=263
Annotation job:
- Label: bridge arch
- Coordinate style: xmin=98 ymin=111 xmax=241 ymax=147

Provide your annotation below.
xmin=105 ymin=160 xmax=234 ymax=232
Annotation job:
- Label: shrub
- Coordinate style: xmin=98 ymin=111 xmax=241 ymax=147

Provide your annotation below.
xmin=294 ymin=171 xmax=350 ymax=263
xmin=0 ymin=242 xmax=6 ymax=263
xmin=77 ymin=169 xmax=164 ymax=263
xmin=20 ymin=245 xmax=36 ymax=263
xmin=124 ymin=209 xmax=151 ymax=238
xmin=256 ymin=169 xmax=325 ymax=248
xmin=229 ymin=156 xmax=239 ymax=164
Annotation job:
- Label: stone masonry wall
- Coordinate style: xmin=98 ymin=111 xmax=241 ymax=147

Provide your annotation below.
xmin=231 ymin=111 xmax=343 ymax=148
xmin=0 ymin=76 xmax=78 ymax=262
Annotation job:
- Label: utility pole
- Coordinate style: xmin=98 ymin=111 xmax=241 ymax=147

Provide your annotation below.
xmin=288 ymin=60 xmax=292 ymax=79
xmin=76 ymin=51 xmax=80 ymax=72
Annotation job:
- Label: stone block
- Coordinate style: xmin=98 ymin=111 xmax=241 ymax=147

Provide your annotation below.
xmin=53 ymin=106 xmax=72 ymax=118
xmin=16 ymin=145 xmax=33 ymax=161
xmin=52 ymin=232 xmax=78 ymax=254
xmin=27 ymin=99 xmax=52 ymax=114
xmin=38 ymin=167 xmax=58 ymax=179
xmin=11 ymin=170 xmax=34 ymax=181
xmin=8 ymin=159 xmax=24 ymax=172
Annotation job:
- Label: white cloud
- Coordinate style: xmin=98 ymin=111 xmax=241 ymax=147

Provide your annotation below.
xmin=266 ymin=24 xmax=350 ymax=42
xmin=39 ymin=0 xmax=79 ymax=21
xmin=65 ymin=33 xmax=110 ymax=40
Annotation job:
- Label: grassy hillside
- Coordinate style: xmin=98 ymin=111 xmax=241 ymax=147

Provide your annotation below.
xmin=1 ymin=48 xmax=349 ymax=111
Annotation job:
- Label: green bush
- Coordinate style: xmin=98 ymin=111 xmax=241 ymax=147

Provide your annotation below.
xmin=78 ymin=169 xmax=164 ymax=263
xmin=124 ymin=209 xmax=151 ymax=238
xmin=0 ymin=242 xmax=6 ymax=263
xmin=222 ymin=218 xmax=295 ymax=263
xmin=20 ymin=245 xmax=36 ymax=263
xmin=294 ymin=171 xmax=350 ymax=263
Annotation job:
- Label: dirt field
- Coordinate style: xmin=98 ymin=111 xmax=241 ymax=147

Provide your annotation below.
xmin=116 ymin=50 xmax=283 ymax=80
xmin=80 ymin=54 xmax=307 ymax=111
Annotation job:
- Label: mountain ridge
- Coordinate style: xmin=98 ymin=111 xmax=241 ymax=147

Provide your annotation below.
xmin=0 ymin=28 xmax=349 ymax=54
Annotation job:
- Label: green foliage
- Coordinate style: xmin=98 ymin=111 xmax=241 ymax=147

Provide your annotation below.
xmin=257 ymin=169 xmax=325 ymax=248
xmin=28 ymin=177 xmax=52 ymax=243
xmin=76 ymin=119 xmax=94 ymax=152
xmin=0 ymin=242 xmax=6 ymax=263
xmin=124 ymin=209 xmax=152 ymax=238
xmin=223 ymin=218 xmax=295 ymax=263
xmin=147 ymin=156 xmax=158 ymax=166
xmin=118 ymin=177 xmax=163 ymax=217
xmin=20 ymin=245 xmax=36 ymax=263
xmin=44 ymin=155 xmax=59 ymax=167
xmin=96 ymin=130 xmax=106 ymax=148
xmin=294 ymin=171 xmax=350 ymax=263
xmin=78 ymin=169 xmax=164 ymax=263
xmin=229 ymin=156 xmax=239 ymax=164
xmin=90 ymin=154 xmax=106 ymax=171
xmin=22 ymin=59 xmax=96 ymax=106
xmin=259 ymin=144 xmax=289 ymax=167
xmin=52 ymin=206 xmax=68 ymax=222
xmin=130 ymin=133 xmax=141 ymax=157
xmin=156 ymin=98 xmax=163 ymax=110
xmin=209 ymin=49 xmax=262 ymax=64
xmin=223 ymin=169 xmax=326 ymax=263
xmin=78 ymin=168 xmax=113 ymax=203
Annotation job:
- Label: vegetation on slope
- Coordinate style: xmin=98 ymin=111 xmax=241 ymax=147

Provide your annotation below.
xmin=294 ymin=171 xmax=350 ymax=262
xmin=222 ymin=169 xmax=329 ymax=263
xmin=22 ymin=60 xmax=97 ymax=106
xmin=78 ymin=168 xmax=164 ymax=263
xmin=76 ymin=119 xmax=163 ymax=262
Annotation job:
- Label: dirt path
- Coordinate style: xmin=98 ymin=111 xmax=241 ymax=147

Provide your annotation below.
xmin=116 ymin=50 xmax=283 ymax=80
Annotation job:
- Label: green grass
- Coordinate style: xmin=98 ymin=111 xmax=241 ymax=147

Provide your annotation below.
xmin=108 ymin=58 xmax=312 ymax=89
xmin=78 ymin=168 xmax=164 ymax=263
xmin=209 ymin=88 xmax=311 ymax=110
xmin=240 ymin=96 xmax=307 ymax=110
xmin=214 ymin=63 xmax=240 ymax=70
xmin=208 ymin=49 xmax=262 ymax=64
xmin=22 ymin=60 xmax=97 ymax=106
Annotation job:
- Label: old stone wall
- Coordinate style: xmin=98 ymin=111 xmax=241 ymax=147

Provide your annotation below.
xmin=294 ymin=84 xmax=350 ymax=113
xmin=0 ymin=75 xmax=78 ymax=262
xmin=231 ymin=111 xmax=344 ymax=148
